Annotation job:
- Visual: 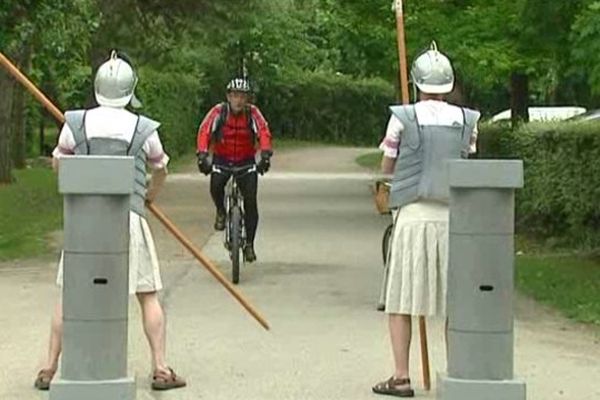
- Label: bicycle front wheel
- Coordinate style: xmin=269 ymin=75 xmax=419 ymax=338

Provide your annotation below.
xmin=230 ymin=205 xmax=242 ymax=284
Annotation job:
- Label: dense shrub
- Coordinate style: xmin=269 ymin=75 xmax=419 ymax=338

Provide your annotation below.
xmin=257 ymin=70 xmax=395 ymax=146
xmin=478 ymin=121 xmax=600 ymax=247
xmin=137 ymin=68 xmax=207 ymax=157
xmin=133 ymin=67 xmax=395 ymax=156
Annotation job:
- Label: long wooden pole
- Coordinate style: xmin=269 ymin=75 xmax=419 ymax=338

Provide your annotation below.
xmin=393 ymin=0 xmax=431 ymax=391
xmin=147 ymin=203 xmax=269 ymax=330
xmin=0 ymin=51 xmax=270 ymax=331
xmin=0 ymin=52 xmax=65 ymax=123
xmin=395 ymin=0 xmax=410 ymax=105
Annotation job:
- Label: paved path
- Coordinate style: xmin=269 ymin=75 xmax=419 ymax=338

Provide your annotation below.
xmin=0 ymin=146 xmax=599 ymax=399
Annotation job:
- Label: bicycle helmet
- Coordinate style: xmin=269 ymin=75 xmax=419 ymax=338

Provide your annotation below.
xmin=226 ymin=78 xmax=251 ymax=93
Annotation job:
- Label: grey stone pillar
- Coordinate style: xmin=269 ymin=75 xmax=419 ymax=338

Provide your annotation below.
xmin=50 ymin=156 xmax=136 ymax=400
xmin=438 ymin=160 xmax=526 ymax=400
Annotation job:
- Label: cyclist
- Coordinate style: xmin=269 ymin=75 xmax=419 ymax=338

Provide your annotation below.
xmin=196 ymin=78 xmax=273 ymax=262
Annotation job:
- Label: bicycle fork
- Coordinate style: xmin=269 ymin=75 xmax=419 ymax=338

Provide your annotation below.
xmin=378 ymin=213 xmax=398 ymax=311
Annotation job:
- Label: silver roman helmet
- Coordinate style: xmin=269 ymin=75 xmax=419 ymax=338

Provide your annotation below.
xmin=94 ymin=50 xmax=141 ymax=108
xmin=410 ymin=41 xmax=454 ymax=95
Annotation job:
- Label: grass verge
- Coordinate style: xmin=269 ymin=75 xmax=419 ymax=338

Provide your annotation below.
xmin=356 ymin=151 xmax=382 ymax=170
xmin=516 ymin=254 xmax=600 ymax=327
xmin=0 ymin=167 xmax=62 ymax=261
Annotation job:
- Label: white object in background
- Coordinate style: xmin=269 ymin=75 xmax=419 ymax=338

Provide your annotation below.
xmin=490 ymin=106 xmax=586 ymax=123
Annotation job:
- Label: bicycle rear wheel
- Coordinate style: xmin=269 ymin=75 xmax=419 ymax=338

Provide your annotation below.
xmin=378 ymin=223 xmax=394 ymax=312
xmin=382 ymin=223 xmax=394 ymax=265
xmin=230 ymin=206 xmax=242 ymax=284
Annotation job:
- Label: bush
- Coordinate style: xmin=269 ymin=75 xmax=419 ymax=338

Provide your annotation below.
xmin=257 ymin=70 xmax=395 ymax=146
xmin=136 ymin=67 xmax=396 ymax=157
xmin=478 ymin=121 xmax=600 ymax=248
xmin=137 ymin=68 xmax=207 ymax=157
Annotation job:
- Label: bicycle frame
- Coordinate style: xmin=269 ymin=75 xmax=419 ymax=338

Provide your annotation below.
xmin=225 ymin=176 xmax=245 ymax=250
xmin=212 ymin=164 xmax=257 ymax=256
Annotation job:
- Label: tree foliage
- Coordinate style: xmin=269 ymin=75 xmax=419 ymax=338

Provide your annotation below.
xmin=571 ymin=1 xmax=600 ymax=96
xmin=2 ymin=0 xmax=600 ymax=181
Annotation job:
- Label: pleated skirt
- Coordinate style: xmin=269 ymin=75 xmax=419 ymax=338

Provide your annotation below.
xmin=385 ymin=200 xmax=449 ymax=316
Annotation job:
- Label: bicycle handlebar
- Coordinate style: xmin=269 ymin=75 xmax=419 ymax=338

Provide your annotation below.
xmin=212 ymin=164 xmax=257 ymax=175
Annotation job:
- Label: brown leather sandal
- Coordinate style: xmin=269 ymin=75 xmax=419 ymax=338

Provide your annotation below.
xmin=151 ymin=367 xmax=186 ymax=391
xmin=34 ymin=369 xmax=56 ymax=391
xmin=372 ymin=376 xmax=415 ymax=397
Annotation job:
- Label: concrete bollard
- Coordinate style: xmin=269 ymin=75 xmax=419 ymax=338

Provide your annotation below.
xmin=50 ymin=156 xmax=136 ymax=400
xmin=438 ymin=159 xmax=526 ymax=400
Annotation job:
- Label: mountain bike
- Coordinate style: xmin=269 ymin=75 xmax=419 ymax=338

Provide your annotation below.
xmin=212 ymin=164 xmax=257 ymax=284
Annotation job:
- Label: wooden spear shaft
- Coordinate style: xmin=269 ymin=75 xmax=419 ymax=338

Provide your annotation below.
xmin=394 ymin=0 xmax=431 ymax=391
xmin=395 ymin=0 xmax=411 ymax=104
xmin=0 ymin=51 xmax=270 ymax=331
xmin=147 ymin=203 xmax=269 ymax=330
xmin=0 ymin=52 xmax=65 ymax=123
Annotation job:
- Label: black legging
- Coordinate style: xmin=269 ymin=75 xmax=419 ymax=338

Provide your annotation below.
xmin=210 ymin=169 xmax=259 ymax=245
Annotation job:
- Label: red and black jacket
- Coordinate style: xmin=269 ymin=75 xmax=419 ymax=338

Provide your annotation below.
xmin=196 ymin=102 xmax=272 ymax=165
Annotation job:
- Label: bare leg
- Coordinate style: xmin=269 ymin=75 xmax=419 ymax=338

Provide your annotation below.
xmin=42 ymin=301 xmax=63 ymax=371
xmin=137 ymin=292 xmax=186 ymax=390
xmin=136 ymin=292 xmax=168 ymax=372
xmin=35 ymin=301 xmax=62 ymax=389
xmin=389 ymin=313 xmax=412 ymax=379
xmin=372 ymin=313 xmax=414 ymax=394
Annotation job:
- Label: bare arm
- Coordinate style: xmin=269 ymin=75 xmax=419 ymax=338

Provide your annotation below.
xmin=51 ymin=157 xmax=59 ymax=172
xmin=146 ymin=167 xmax=168 ymax=203
xmin=51 ymin=124 xmax=75 ymax=172
xmin=381 ymin=156 xmax=396 ymax=174
xmin=379 ymin=115 xmax=402 ymax=175
xmin=469 ymin=124 xmax=479 ymax=155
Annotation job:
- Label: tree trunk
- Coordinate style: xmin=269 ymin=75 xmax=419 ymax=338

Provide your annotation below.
xmin=11 ymin=47 xmax=30 ymax=168
xmin=0 ymin=70 xmax=16 ymax=183
xmin=510 ymin=71 xmax=529 ymax=128
xmin=39 ymin=108 xmax=46 ymax=157
xmin=11 ymin=80 xmax=26 ymax=168
xmin=447 ymin=77 xmax=467 ymax=107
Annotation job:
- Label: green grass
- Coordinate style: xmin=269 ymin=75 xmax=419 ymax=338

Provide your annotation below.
xmin=356 ymin=151 xmax=382 ymax=170
xmin=516 ymin=254 xmax=600 ymax=326
xmin=0 ymin=167 xmax=62 ymax=261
